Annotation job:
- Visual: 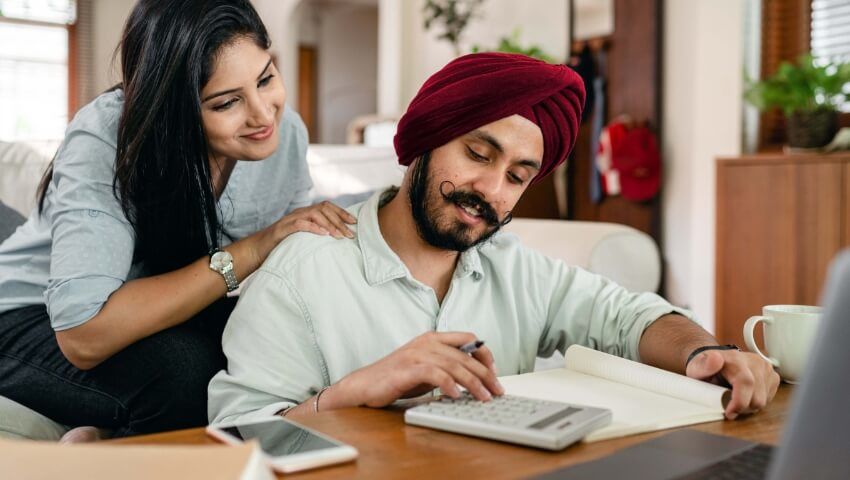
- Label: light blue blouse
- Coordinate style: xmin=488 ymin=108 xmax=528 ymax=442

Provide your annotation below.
xmin=0 ymin=90 xmax=313 ymax=331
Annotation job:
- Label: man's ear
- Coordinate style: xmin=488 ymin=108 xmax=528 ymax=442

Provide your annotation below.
xmin=404 ymin=157 xmax=419 ymax=179
xmin=398 ymin=162 xmax=415 ymax=193
xmin=400 ymin=154 xmax=426 ymax=194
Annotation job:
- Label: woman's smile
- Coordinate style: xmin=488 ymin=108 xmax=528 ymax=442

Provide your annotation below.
xmin=242 ymin=125 xmax=274 ymax=141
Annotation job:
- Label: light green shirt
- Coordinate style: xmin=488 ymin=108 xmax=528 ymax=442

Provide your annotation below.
xmin=208 ymin=190 xmax=693 ymax=424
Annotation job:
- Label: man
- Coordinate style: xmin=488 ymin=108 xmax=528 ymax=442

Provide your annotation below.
xmin=208 ymin=53 xmax=779 ymax=425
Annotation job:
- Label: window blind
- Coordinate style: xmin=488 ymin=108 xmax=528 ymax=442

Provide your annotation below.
xmin=758 ymin=0 xmax=812 ymax=147
xmin=811 ymin=0 xmax=850 ymax=112
xmin=811 ymin=0 xmax=850 ymax=63
xmin=73 ymin=0 xmax=94 ymax=109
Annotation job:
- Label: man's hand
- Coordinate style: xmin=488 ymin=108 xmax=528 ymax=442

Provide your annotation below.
xmin=686 ymin=349 xmax=781 ymax=420
xmin=333 ymin=332 xmax=504 ymax=408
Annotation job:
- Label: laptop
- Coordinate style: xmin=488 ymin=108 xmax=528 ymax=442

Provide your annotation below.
xmin=534 ymin=251 xmax=850 ymax=480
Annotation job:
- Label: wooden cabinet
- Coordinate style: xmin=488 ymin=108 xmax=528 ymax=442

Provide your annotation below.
xmin=846 ymin=162 xmax=850 ymax=244
xmin=715 ymin=153 xmax=850 ymax=347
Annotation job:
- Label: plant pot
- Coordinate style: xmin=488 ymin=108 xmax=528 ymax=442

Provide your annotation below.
xmin=786 ymin=109 xmax=838 ymax=148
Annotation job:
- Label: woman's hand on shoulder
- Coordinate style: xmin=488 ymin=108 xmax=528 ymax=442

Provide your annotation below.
xmin=250 ymin=201 xmax=357 ymax=266
xmin=275 ymin=201 xmax=357 ymax=240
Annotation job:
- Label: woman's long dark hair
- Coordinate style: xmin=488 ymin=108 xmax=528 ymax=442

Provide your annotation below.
xmin=37 ymin=0 xmax=270 ymax=275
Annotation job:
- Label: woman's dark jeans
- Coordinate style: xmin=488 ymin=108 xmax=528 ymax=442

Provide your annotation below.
xmin=0 ymin=298 xmax=236 ymax=438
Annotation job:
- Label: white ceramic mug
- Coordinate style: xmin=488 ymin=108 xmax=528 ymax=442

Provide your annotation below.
xmin=743 ymin=305 xmax=822 ymax=384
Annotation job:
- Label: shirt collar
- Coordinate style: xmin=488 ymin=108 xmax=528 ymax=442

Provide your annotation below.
xmin=357 ymin=190 xmax=485 ymax=286
xmin=457 ymin=241 xmax=484 ymax=281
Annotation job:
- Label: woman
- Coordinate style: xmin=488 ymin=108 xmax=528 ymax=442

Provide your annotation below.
xmin=0 ymin=0 xmax=354 ymax=439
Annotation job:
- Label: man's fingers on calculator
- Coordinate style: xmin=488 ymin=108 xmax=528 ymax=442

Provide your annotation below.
xmin=443 ymin=346 xmax=503 ymax=396
xmin=429 ymin=353 xmax=493 ymax=401
xmin=414 ymin=364 xmax=460 ymax=398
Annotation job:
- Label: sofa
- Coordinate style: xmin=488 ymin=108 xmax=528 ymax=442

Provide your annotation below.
xmin=0 ymin=142 xmax=661 ymax=440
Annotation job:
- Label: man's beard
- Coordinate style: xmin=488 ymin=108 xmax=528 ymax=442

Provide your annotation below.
xmin=407 ymin=152 xmax=507 ymax=252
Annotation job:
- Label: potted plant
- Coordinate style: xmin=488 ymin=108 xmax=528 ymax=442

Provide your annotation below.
xmin=472 ymin=29 xmax=557 ymax=64
xmin=422 ymin=0 xmax=486 ymax=57
xmin=744 ymin=54 xmax=850 ymax=149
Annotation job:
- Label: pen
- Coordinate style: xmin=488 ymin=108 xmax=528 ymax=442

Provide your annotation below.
xmin=459 ymin=340 xmax=484 ymax=354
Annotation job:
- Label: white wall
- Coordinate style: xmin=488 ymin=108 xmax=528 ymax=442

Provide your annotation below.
xmin=393 ymin=0 xmax=569 ymax=114
xmin=90 ymin=0 xmax=135 ymax=95
xmin=296 ymin=1 xmax=319 ymax=46
xmin=253 ymin=0 xmax=302 ymax=108
xmin=291 ymin=1 xmax=379 ymax=143
xmin=317 ymin=4 xmax=379 ymax=143
xmin=573 ymin=0 xmax=614 ymax=40
xmin=662 ymin=0 xmax=745 ymax=332
xmin=377 ymin=0 xmax=402 ymax=116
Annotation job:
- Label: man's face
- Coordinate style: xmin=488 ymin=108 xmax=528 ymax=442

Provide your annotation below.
xmin=408 ymin=114 xmax=544 ymax=251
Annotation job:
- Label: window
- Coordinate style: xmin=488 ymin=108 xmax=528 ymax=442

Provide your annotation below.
xmin=0 ymin=0 xmax=76 ymax=145
xmin=811 ymin=0 xmax=850 ymax=63
xmin=756 ymin=0 xmax=850 ymax=149
xmin=811 ymin=0 xmax=850 ymax=112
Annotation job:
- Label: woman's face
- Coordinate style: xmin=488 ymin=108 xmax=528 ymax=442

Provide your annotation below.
xmin=200 ymin=36 xmax=286 ymax=162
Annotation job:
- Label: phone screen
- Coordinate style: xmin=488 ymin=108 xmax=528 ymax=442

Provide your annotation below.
xmin=221 ymin=420 xmax=341 ymax=457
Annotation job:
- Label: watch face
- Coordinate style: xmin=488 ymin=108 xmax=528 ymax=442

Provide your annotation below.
xmin=210 ymin=250 xmax=233 ymax=270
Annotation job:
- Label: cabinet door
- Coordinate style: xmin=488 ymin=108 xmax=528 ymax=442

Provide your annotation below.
xmin=845 ymin=163 xmax=850 ymax=248
xmin=716 ymin=161 xmax=843 ymax=347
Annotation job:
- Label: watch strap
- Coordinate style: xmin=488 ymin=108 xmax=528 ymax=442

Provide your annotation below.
xmin=221 ymin=264 xmax=239 ymax=292
xmin=686 ymin=344 xmax=740 ymax=368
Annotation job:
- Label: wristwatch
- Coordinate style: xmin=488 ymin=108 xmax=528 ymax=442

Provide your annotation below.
xmin=209 ymin=249 xmax=239 ymax=293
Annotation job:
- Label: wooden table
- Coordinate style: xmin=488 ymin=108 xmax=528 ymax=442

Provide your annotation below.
xmin=113 ymin=386 xmax=794 ymax=479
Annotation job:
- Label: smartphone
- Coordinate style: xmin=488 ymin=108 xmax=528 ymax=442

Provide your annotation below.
xmin=206 ymin=417 xmax=358 ymax=473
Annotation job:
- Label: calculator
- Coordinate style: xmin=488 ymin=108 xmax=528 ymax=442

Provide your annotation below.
xmin=404 ymin=393 xmax=611 ymax=450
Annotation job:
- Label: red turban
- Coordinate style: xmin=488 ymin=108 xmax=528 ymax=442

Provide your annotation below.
xmin=394 ymin=52 xmax=586 ymax=183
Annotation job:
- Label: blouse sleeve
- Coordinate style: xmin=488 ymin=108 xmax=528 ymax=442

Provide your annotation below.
xmin=44 ymin=129 xmax=135 ymax=331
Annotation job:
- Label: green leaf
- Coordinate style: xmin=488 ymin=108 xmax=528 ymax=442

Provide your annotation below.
xmin=744 ymin=54 xmax=850 ymax=115
xmin=473 ymin=28 xmax=556 ymax=63
xmin=421 ymin=0 xmax=486 ymax=54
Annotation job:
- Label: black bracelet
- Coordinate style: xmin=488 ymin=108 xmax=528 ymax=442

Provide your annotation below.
xmin=685 ymin=344 xmax=740 ymax=369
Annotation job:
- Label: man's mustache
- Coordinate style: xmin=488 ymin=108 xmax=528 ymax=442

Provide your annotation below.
xmin=439 ymin=181 xmax=509 ymax=227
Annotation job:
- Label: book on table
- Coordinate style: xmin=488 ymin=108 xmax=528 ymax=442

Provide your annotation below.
xmin=0 ymin=438 xmax=274 ymax=480
xmin=498 ymin=345 xmax=730 ymax=442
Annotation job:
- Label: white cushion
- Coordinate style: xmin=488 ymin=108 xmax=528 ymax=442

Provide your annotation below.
xmin=0 ymin=396 xmax=67 ymax=440
xmin=504 ymin=218 xmax=661 ymax=293
xmin=0 ymin=141 xmax=52 ymax=216
xmin=503 ymin=218 xmax=662 ymax=371
xmin=306 ymin=145 xmax=402 ymax=201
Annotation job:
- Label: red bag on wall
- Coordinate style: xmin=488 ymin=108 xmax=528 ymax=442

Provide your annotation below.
xmin=595 ymin=118 xmax=661 ymax=202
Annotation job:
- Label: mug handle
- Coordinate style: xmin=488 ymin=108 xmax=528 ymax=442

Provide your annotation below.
xmin=744 ymin=316 xmax=780 ymax=368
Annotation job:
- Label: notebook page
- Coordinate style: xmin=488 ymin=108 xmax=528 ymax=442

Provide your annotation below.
xmin=499 ymin=368 xmax=723 ymax=442
xmin=564 ymin=345 xmax=729 ymax=409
